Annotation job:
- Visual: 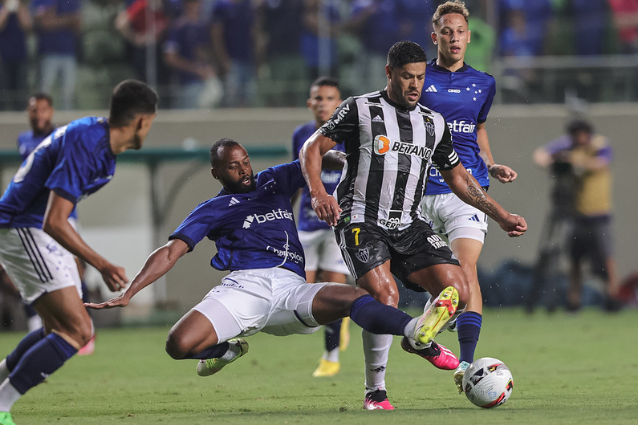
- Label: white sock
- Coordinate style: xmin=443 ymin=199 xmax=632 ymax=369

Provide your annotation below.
xmin=403 ymin=317 xmax=419 ymax=338
xmin=220 ymin=342 xmax=241 ymax=361
xmin=0 ymin=380 xmax=21 ymax=412
xmin=0 ymin=360 xmax=9 ymax=383
xmin=323 ymin=348 xmax=339 ymax=363
xmin=362 ymin=330 xmax=391 ymax=392
xmin=404 ymin=316 xmax=432 ymax=350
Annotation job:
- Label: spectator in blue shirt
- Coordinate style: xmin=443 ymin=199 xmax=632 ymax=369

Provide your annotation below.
xmin=32 ymin=0 xmax=82 ymax=110
xmin=499 ymin=0 xmax=552 ymax=56
xmin=0 ymin=0 xmax=32 ymax=111
xmin=164 ymin=0 xmax=216 ymax=109
xmin=210 ymin=0 xmax=257 ymax=107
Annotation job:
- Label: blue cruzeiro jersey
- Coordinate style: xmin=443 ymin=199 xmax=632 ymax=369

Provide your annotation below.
xmin=169 ymin=160 xmax=308 ymax=279
xmin=421 ymin=59 xmax=496 ymax=194
xmin=292 ymin=121 xmax=344 ymax=232
xmin=17 ymin=127 xmax=79 ymax=220
xmin=0 ymin=117 xmax=115 ymax=228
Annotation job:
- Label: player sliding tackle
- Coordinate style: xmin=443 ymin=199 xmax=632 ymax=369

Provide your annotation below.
xmin=87 ymin=139 xmax=459 ymax=386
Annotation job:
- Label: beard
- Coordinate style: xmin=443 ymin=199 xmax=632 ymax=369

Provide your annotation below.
xmin=226 ymin=175 xmax=256 ymax=194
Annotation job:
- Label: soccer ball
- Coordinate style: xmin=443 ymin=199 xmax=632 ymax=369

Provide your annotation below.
xmin=462 ymin=357 xmax=514 ymax=408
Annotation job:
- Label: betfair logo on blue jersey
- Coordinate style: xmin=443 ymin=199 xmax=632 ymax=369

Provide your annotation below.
xmin=242 ymin=209 xmax=294 ymax=229
xmin=447 ymin=120 xmax=476 ymax=134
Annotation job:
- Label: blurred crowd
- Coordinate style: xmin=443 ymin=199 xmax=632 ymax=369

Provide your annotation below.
xmin=1 ymin=0 xmax=637 ymax=110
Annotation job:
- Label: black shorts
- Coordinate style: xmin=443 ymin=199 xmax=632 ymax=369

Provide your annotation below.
xmin=334 ymin=219 xmax=460 ymax=292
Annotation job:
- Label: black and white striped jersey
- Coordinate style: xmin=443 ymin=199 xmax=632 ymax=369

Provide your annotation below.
xmin=318 ymin=90 xmax=460 ymax=231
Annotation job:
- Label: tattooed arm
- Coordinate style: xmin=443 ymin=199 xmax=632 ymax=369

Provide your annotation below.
xmin=440 ymin=165 xmax=527 ymax=237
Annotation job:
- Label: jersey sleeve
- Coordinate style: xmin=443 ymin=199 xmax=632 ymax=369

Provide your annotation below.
xmin=169 ymin=199 xmax=216 ymax=251
xmin=45 ymin=126 xmax=95 ymax=204
xmin=431 ymin=120 xmax=461 ymax=171
xmin=478 ymin=75 xmax=496 ymax=124
xmin=318 ymin=97 xmax=358 ymax=145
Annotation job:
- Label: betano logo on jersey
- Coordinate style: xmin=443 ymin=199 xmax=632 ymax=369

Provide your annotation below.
xmin=448 ymin=120 xmax=476 ymax=134
xmin=242 ymin=209 xmax=294 ymax=229
xmin=373 ymin=135 xmax=433 ymax=160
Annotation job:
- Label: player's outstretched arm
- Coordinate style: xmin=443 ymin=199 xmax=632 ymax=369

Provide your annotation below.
xmin=441 ymin=165 xmax=527 ymax=237
xmin=299 ymin=131 xmax=341 ymax=226
xmin=86 ymin=239 xmax=189 ymax=309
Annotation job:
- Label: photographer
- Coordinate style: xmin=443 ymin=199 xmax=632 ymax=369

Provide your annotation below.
xmin=526 ymin=119 xmax=622 ymax=313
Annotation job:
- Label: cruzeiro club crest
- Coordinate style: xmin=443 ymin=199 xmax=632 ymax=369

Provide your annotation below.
xmin=355 ymin=247 xmax=370 ymax=263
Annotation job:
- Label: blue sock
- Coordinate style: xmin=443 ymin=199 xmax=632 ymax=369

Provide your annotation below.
xmin=324 ymin=320 xmax=342 ymax=352
xmin=182 ymin=342 xmax=230 ymax=360
xmin=456 ymin=311 xmax=482 ymax=364
xmin=350 ymin=295 xmax=412 ymax=335
xmin=6 ymin=328 xmax=46 ymax=372
xmin=9 ymin=333 xmax=77 ymax=395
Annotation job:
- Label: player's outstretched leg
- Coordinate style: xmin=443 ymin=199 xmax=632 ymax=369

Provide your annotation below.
xmin=196 ymin=338 xmax=249 ymax=377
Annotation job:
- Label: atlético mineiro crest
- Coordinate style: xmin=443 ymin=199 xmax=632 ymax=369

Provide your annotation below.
xmin=355 ymin=247 xmax=370 ymax=263
xmin=425 ymin=121 xmax=435 ymax=136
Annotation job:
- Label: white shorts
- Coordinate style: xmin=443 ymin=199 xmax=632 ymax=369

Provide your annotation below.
xmin=298 ymin=229 xmax=350 ymax=275
xmin=421 ymin=192 xmax=488 ymax=244
xmin=192 ymin=267 xmax=324 ymax=343
xmin=0 ymin=227 xmax=82 ymax=304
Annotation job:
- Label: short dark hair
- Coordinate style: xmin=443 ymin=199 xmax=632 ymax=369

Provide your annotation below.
xmin=210 ymin=138 xmax=241 ymax=167
xmin=567 ymin=119 xmax=593 ymax=135
xmin=310 ymin=76 xmax=339 ymax=90
xmin=387 ymin=41 xmax=427 ymax=69
xmin=28 ymin=92 xmax=53 ymax=107
xmin=109 ymin=80 xmax=158 ymax=127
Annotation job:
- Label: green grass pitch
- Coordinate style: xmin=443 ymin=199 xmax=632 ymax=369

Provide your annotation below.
xmin=2 ymin=307 xmax=637 ymax=424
